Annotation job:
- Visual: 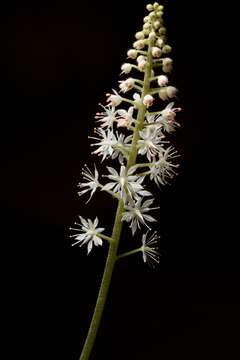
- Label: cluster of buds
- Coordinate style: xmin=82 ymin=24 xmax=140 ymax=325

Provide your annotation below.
xmin=70 ymin=2 xmax=182 ymax=267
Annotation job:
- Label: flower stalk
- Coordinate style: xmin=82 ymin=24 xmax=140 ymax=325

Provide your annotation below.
xmin=70 ymin=3 xmax=182 ymax=359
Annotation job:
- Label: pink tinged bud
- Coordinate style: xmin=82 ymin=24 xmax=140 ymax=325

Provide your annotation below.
xmin=121 ymin=63 xmax=132 ymax=74
xmin=166 ymin=86 xmax=178 ymax=98
xmin=133 ymin=40 xmax=146 ymax=50
xmin=106 ymin=92 xmax=122 ymax=106
xmin=159 ymin=88 xmax=168 ymax=101
xmin=143 ymin=94 xmax=154 ymax=108
xmin=157 ymin=75 xmax=168 ymax=86
xmin=152 ymin=46 xmax=162 ymax=57
xmin=127 ymin=49 xmax=138 ymax=59
xmin=117 ymin=118 xmax=129 ymax=128
xmin=135 ymin=31 xmax=145 ymax=40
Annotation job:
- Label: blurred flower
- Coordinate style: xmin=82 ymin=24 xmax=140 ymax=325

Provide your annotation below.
xmin=77 ymin=164 xmax=99 ymax=203
xmin=141 ymin=231 xmax=160 ymax=265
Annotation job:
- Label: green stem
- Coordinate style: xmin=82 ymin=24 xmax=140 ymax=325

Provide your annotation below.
xmin=79 ymin=37 xmax=154 ymax=360
xmin=117 ymin=247 xmax=142 ymax=260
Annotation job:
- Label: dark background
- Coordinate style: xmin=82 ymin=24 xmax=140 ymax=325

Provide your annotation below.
xmin=1 ymin=1 xmax=238 ymax=359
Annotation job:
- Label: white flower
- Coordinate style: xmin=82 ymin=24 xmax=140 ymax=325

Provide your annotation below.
xmin=138 ymin=126 xmax=165 ymax=161
xmin=90 ymin=128 xmax=117 ymax=161
xmin=143 ymin=94 xmax=154 ymax=108
xmin=106 ymin=89 xmax=122 ymax=107
xmin=156 ymin=38 xmax=164 ymax=47
xmin=116 ymin=106 xmax=135 ymax=128
xmin=127 ymin=49 xmax=138 ymax=59
xmin=149 ymin=146 xmax=180 ymax=186
xmin=135 ymin=31 xmax=145 ymax=40
xmin=102 ymin=165 xmax=151 ymax=203
xmin=157 ymin=75 xmax=168 ymax=86
xmin=141 ymin=231 xmax=160 ymax=266
xmin=119 ymin=78 xmax=135 ymax=93
xmin=77 ymin=164 xmax=99 ymax=203
xmin=121 ymin=63 xmax=132 ymax=74
xmin=162 ymin=57 xmax=173 ymax=73
xmin=122 ymin=198 xmax=159 ymax=235
xmin=138 ymin=59 xmax=147 ymax=72
xmin=159 ymin=102 xmax=181 ymax=132
xmin=95 ymin=104 xmax=118 ymax=129
xmin=70 ymin=216 xmax=104 ymax=254
xmin=111 ymin=132 xmax=132 ymax=164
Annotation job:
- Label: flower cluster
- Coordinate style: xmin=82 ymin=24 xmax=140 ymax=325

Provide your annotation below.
xmin=70 ymin=2 xmax=181 ymax=265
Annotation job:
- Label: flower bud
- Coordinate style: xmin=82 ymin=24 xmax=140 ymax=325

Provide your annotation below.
xmin=136 ymin=55 xmax=146 ymax=63
xmin=143 ymin=29 xmax=150 ymax=36
xmin=143 ymin=16 xmax=150 ymax=23
xmin=159 ymin=88 xmax=168 ymax=101
xmin=162 ymin=57 xmax=173 ymax=73
xmin=148 ymin=31 xmax=156 ymax=41
xmin=153 ymin=20 xmax=161 ymax=29
xmin=159 ymin=27 xmax=167 ymax=35
xmin=146 ymin=4 xmax=153 ymax=11
xmin=138 ymin=59 xmax=147 ymax=72
xmin=121 ymin=63 xmax=132 ymax=74
xmin=149 ymin=12 xmax=156 ymax=20
xmin=156 ymin=11 xmax=163 ymax=17
xmin=106 ymin=93 xmax=122 ymax=107
xmin=157 ymin=75 xmax=168 ymax=86
xmin=127 ymin=49 xmax=138 ymax=59
xmin=119 ymin=78 xmax=135 ymax=93
xmin=133 ymin=40 xmax=146 ymax=50
xmin=153 ymin=2 xmax=160 ymax=10
xmin=152 ymin=46 xmax=162 ymax=58
xmin=143 ymin=94 xmax=154 ymax=108
xmin=143 ymin=22 xmax=151 ymax=30
xmin=162 ymin=45 xmax=172 ymax=54
xmin=166 ymin=86 xmax=178 ymax=98
xmin=156 ymin=38 xmax=164 ymax=47
xmin=135 ymin=31 xmax=145 ymax=40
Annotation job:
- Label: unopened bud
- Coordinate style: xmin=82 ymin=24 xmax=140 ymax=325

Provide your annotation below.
xmin=157 ymin=75 xmax=168 ymax=86
xmin=162 ymin=45 xmax=172 ymax=54
xmin=162 ymin=58 xmax=173 ymax=73
xmin=137 ymin=55 xmax=146 ymax=63
xmin=135 ymin=31 xmax=145 ymax=40
xmin=143 ymin=29 xmax=150 ymax=36
xmin=133 ymin=40 xmax=146 ymax=50
xmin=152 ymin=46 xmax=162 ymax=57
xmin=154 ymin=20 xmax=161 ymax=29
xmin=166 ymin=86 xmax=178 ymax=98
xmin=138 ymin=59 xmax=147 ymax=72
xmin=156 ymin=38 xmax=164 ymax=47
xmin=143 ymin=22 xmax=151 ymax=30
xmin=146 ymin=4 xmax=153 ymax=11
xmin=156 ymin=11 xmax=163 ymax=17
xmin=159 ymin=88 xmax=168 ymax=101
xmin=143 ymin=94 xmax=154 ymax=108
xmin=149 ymin=31 xmax=156 ymax=41
xmin=127 ymin=49 xmax=138 ymax=59
xmin=159 ymin=27 xmax=167 ymax=35
xmin=153 ymin=2 xmax=160 ymax=10
xmin=143 ymin=16 xmax=150 ymax=23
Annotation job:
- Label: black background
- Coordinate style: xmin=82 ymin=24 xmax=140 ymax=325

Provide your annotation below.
xmin=1 ymin=1 xmax=238 ymax=359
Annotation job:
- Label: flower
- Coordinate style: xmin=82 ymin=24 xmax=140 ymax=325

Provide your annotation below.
xmin=119 ymin=78 xmax=135 ymax=93
xmin=116 ymin=106 xmax=135 ymax=128
xmin=159 ymin=102 xmax=181 ymax=133
xmin=138 ymin=126 xmax=165 ymax=161
xmin=106 ymin=89 xmax=122 ymax=107
xmin=111 ymin=132 xmax=132 ymax=164
xmin=90 ymin=128 xmax=117 ymax=161
xmin=135 ymin=31 xmax=145 ymax=40
xmin=162 ymin=57 xmax=173 ymax=73
xmin=148 ymin=146 xmax=180 ymax=186
xmin=133 ymin=40 xmax=146 ymax=50
xmin=70 ymin=216 xmax=105 ymax=254
xmin=77 ymin=164 xmax=99 ymax=203
xmin=141 ymin=231 xmax=160 ymax=266
xmin=102 ymin=165 xmax=151 ymax=203
xmin=143 ymin=94 xmax=154 ymax=108
xmin=122 ymin=198 xmax=159 ymax=235
xmin=95 ymin=104 xmax=118 ymax=129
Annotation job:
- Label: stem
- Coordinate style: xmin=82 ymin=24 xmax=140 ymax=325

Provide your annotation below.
xmin=117 ymin=247 xmax=142 ymax=260
xmin=79 ymin=37 xmax=154 ymax=360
